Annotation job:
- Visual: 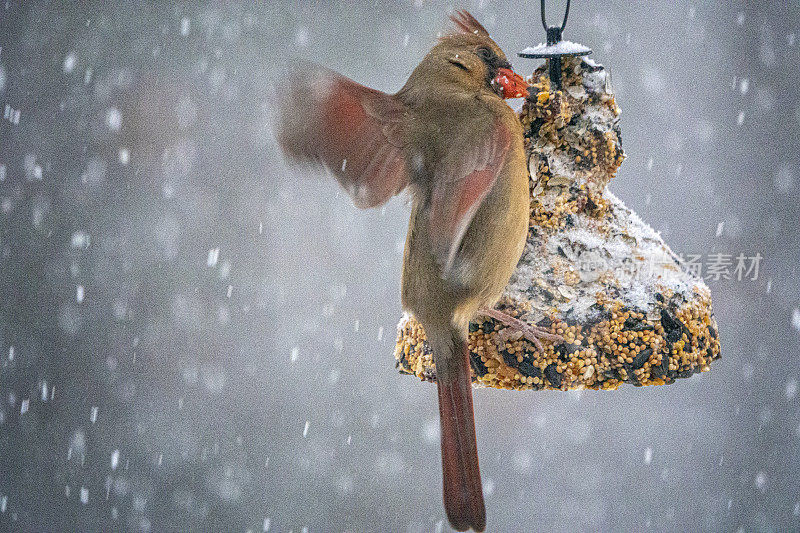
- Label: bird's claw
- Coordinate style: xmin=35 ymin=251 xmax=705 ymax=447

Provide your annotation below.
xmin=478 ymin=307 xmax=564 ymax=354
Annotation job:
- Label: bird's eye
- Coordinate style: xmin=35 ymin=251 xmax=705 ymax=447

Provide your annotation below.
xmin=476 ymin=47 xmax=493 ymax=61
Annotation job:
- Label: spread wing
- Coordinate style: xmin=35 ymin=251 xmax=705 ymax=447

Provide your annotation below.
xmin=428 ymin=122 xmax=512 ymax=274
xmin=276 ymin=64 xmax=409 ymax=208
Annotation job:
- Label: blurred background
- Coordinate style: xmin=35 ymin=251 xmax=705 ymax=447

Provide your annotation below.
xmin=0 ymin=1 xmax=798 ymax=531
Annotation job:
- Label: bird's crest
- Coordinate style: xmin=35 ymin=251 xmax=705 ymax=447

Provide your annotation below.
xmin=448 ymin=10 xmax=490 ymax=37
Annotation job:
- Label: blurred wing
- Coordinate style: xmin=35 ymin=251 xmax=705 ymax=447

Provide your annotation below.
xmin=276 ymin=64 xmax=409 ymax=208
xmin=429 ymin=122 xmax=512 ymax=274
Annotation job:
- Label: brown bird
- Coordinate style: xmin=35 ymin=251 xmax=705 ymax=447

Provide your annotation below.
xmin=277 ymin=11 xmax=560 ymax=531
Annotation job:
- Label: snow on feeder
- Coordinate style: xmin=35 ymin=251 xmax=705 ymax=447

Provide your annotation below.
xmin=394 ymin=50 xmax=721 ymax=391
xmin=518 ymin=0 xmax=592 ymax=91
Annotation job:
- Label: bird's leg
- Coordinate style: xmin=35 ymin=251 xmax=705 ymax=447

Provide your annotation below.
xmin=477 ymin=307 xmax=564 ymax=353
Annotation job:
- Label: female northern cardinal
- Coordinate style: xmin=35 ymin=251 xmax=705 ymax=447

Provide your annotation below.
xmin=277 ymin=11 xmax=559 ymax=531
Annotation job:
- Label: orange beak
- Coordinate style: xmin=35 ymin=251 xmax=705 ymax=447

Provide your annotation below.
xmin=493 ymin=68 xmax=529 ymax=99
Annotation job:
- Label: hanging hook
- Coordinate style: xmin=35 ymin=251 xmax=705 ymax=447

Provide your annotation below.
xmin=519 ymin=0 xmax=591 ymax=90
xmin=540 ymin=0 xmax=571 ymax=33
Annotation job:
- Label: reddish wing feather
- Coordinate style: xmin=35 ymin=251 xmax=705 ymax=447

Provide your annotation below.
xmin=429 ymin=123 xmax=511 ymax=274
xmin=277 ymin=65 xmax=409 ymax=208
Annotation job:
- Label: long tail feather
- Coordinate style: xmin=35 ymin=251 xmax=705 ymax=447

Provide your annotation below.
xmin=432 ymin=328 xmax=486 ymax=532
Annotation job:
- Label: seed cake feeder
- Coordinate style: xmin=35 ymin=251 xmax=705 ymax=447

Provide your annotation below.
xmin=394 ymin=0 xmax=721 ymax=390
